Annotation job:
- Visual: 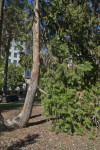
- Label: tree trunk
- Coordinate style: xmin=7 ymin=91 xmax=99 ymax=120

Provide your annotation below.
xmin=0 ymin=0 xmax=4 ymax=66
xmin=0 ymin=0 xmax=40 ymax=130
xmin=3 ymin=35 xmax=12 ymax=99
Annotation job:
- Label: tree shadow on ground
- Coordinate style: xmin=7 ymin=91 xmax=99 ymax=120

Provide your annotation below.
xmin=27 ymin=119 xmax=47 ymax=127
xmin=30 ymin=114 xmax=41 ymax=119
xmin=4 ymin=134 xmax=39 ymax=150
xmin=27 ymin=117 xmax=54 ymax=127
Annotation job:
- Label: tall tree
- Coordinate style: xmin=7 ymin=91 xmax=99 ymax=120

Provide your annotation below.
xmin=0 ymin=0 xmax=4 ymax=66
xmin=0 ymin=0 xmax=40 ymax=130
xmin=2 ymin=4 xmax=27 ymax=97
xmin=40 ymin=0 xmax=100 ymax=135
xmin=3 ymin=34 xmax=12 ymax=98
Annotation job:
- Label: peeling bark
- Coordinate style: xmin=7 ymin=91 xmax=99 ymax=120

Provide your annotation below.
xmin=0 ymin=0 xmax=40 ymax=131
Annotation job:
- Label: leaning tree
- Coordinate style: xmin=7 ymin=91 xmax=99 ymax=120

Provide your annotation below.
xmin=0 ymin=0 xmax=40 ymax=131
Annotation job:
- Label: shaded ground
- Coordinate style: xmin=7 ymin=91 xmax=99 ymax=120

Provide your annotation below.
xmin=0 ymin=104 xmax=100 ymax=150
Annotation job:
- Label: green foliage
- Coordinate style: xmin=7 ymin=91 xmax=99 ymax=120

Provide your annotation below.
xmin=0 ymin=68 xmax=3 ymax=88
xmin=40 ymin=0 xmax=100 ymax=136
xmin=19 ymin=52 xmax=32 ymax=69
xmin=42 ymin=85 xmax=100 ymax=135
xmin=3 ymin=5 xmax=27 ymax=38
xmin=0 ymin=60 xmax=4 ymax=88
xmin=2 ymin=1 xmax=28 ymax=60
xmin=88 ymin=127 xmax=97 ymax=140
xmin=7 ymin=63 xmax=25 ymax=91
xmin=49 ymin=37 xmax=69 ymax=60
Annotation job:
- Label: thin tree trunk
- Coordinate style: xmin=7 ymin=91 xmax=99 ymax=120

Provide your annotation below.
xmin=0 ymin=0 xmax=4 ymax=66
xmin=0 ymin=0 xmax=40 ymax=130
xmin=3 ymin=35 xmax=12 ymax=99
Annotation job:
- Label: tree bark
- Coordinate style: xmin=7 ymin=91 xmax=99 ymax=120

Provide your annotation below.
xmin=0 ymin=0 xmax=40 ymax=130
xmin=0 ymin=0 xmax=4 ymax=66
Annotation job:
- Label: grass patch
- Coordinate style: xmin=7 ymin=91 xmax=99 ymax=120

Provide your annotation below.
xmin=0 ymin=99 xmax=41 ymax=109
xmin=0 ymin=103 xmax=24 ymax=108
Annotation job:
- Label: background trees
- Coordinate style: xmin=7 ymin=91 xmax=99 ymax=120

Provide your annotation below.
xmin=2 ymin=1 xmax=28 ymax=96
xmin=7 ymin=63 xmax=25 ymax=91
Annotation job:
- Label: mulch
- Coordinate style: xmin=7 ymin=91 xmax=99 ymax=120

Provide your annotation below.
xmin=0 ymin=104 xmax=100 ymax=150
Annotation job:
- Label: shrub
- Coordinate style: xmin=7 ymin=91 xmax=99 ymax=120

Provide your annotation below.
xmin=42 ymin=84 xmax=100 ymax=135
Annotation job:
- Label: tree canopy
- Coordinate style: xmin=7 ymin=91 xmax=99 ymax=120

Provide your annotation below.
xmin=7 ymin=63 xmax=25 ymax=91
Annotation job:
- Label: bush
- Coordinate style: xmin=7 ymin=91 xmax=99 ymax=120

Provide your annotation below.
xmin=42 ymin=84 xmax=100 ymax=135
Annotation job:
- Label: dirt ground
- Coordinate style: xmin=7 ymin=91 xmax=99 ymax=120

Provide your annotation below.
xmin=0 ymin=104 xmax=100 ymax=150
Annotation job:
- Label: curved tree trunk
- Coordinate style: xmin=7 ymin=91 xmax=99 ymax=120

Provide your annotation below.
xmin=0 ymin=0 xmax=40 ymax=131
xmin=0 ymin=0 xmax=4 ymax=66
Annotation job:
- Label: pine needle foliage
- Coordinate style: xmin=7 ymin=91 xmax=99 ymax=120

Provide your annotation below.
xmin=40 ymin=0 xmax=100 ymax=136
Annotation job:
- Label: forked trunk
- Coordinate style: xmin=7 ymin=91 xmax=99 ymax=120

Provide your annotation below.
xmin=0 ymin=0 xmax=4 ymax=66
xmin=0 ymin=0 xmax=40 ymax=131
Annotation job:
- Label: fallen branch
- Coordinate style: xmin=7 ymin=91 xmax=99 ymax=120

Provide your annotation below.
xmin=37 ymin=86 xmax=52 ymax=99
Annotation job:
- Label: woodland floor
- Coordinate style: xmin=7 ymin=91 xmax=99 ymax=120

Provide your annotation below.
xmin=0 ymin=104 xmax=100 ymax=150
